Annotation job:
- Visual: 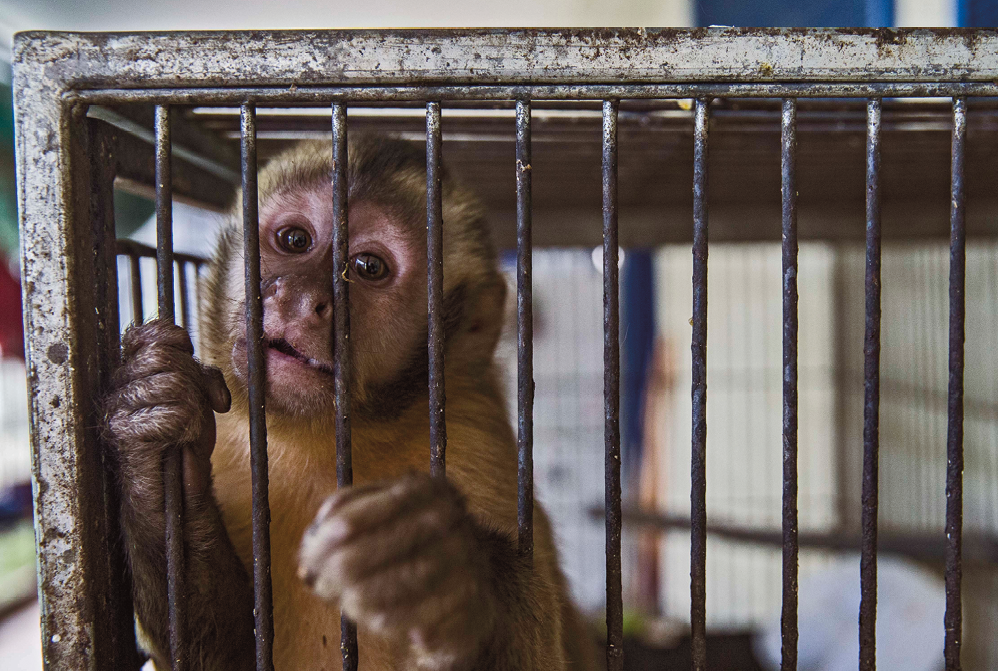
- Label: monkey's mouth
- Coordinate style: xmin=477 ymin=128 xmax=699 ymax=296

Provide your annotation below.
xmin=265 ymin=338 xmax=335 ymax=376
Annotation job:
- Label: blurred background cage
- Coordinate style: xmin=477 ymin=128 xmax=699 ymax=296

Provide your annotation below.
xmin=9 ymin=27 xmax=998 ymax=671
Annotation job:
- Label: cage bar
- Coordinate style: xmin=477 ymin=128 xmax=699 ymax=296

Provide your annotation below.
xmin=690 ymin=97 xmax=710 ymax=671
xmin=155 ymin=103 xmax=187 ymax=671
xmin=780 ymin=97 xmax=799 ymax=671
xmin=602 ymin=98 xmax=623 ymax=671
xmin=426 ymin=101 xmax=446 ymax=477
xmin=129 ymin=253 xmax=143 ymax=325
xmin=859 ymin=97 xmax=883 ymax=671
xmin=516 ymin=99 xmax=534 ymax=560
xmin=75 ymin=81 xmax=998 ymax=107
xmin=944 ymin=96 xmax=967 ymax=671
xmin=331 ymin=101 xmax=359 ymax=671
xmin=241 ymin=103 xmax=275 ymax=671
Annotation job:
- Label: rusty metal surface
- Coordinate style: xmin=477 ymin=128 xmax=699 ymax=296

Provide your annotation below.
xmin=14 ymin=55 xmax=97 ymax=668
xmin=14 ymin=29 xmax=998 ymax=91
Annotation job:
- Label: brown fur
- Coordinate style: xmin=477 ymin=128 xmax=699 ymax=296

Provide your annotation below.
xmin=105 ymin=136 xmax=598 ymax=670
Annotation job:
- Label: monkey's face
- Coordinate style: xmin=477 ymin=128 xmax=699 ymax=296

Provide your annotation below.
xmin=227 ymin=183 xmax=429 ymax=418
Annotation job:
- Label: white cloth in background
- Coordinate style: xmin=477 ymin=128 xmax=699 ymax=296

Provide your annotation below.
xmin=755 ymin=554 xmax=945 ymax=671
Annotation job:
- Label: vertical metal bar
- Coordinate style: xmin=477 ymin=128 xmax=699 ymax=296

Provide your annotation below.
xmin=331 ymin=101 xmax=358 ymax=671
xmin=945 ymin=96 xmax=967 ymax=671
xmin=129 ymin=253 xmax=144 ymax=325
xmin=602 ymin=98 xmax=623 ymax=671
xmin=156 ymin=104 xmax=186 ymax=671
xmin=516 ymin=99 xmax=535 ymax=561
xmin=241 ymin=103 xmax=275 ymax=671
xmin=690 ymin=97 xmax=710 ymax=671
xmin=426 ymin=101 xmax=446 ymax=477
xmin=177 ymin=261 xmax=190 ymax=330
xmin=780 ymin=97 xmax=800 ymax=671
xmin=859 ymin=97 xmax=883 ymax=671
xmin=91 ymin=118 xmax=143 ymax=671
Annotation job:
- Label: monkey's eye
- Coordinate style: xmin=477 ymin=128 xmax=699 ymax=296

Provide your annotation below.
xmin=276 ymin=227 xmax=313 ymax=253
xmin=351 ymin=253 xmax=390 ymax=282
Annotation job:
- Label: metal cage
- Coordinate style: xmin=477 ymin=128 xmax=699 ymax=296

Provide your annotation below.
xmin=12 ymin=28 xmax=998 ymax=671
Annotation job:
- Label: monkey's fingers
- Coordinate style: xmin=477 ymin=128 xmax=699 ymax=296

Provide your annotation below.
xmin=202 ymin=365 xmax=231 ymax=413
xmin=310 ymin=475 xmax=458 ymax=548
xmin=121 ymin=318 xmax=195 ymax=359
xmin=301 ymin=501 xmax=465 ymax=589
xmin=337 ymin=551 xmax=455 ymax=630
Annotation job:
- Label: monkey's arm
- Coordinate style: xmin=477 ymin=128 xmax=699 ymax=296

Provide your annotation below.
xmin=105 ymin=320 xmax=255 ymax=670
xmin=298 ymin=473 xmax=570 ymax=670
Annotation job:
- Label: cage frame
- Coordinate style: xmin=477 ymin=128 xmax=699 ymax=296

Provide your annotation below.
xmin=13 ymin=27 xmax=998 ymax=671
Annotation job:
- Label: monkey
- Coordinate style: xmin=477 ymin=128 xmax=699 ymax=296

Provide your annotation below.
xmin=104 ymin=136 xmax=599 ymax=670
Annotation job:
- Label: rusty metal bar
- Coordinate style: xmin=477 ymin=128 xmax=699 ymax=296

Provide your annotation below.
xmin=944 ymin=96 xmax=967 ymax=671
xmin=241 ymin=103 xmax=275 ymax=671
xmin=128 ymin=253 xmax=143 ymax=325
xmin=177 ymin=262 xmax=190 ymax=330
xmin=780 ymin=97 xmax=799 ymax=671
xmin=426 ymin=101 xmax=446 ymax=478
xmin=602 ymin=98 xmax=623 ymax=671
xmin=73 ymin=82 xmax=998 ymax=107
xmin=690 ymin=97 xmax=710 ymax=671
xmin=331 ymin=101 xmax=359 ymax=671
xmin=516 ymin=99 xmax=534 ymax=561
xmin=30 ymin=30 xmax=998 ymax=95
xmin=155 ymin=104 xmax=187 ymax=671
xmin=859 ymin=97 xmax=883 ymax=671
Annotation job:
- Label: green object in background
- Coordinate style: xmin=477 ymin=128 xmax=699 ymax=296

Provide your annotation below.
xmin=0 ymin=520 xmax=36 ymax=613
xmin=0 ymin=81 xmax=18 ymax=261
xmin=114 ymin=189 xmax=155 ymax=238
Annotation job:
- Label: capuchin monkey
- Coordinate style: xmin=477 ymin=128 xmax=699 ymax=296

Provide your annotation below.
xmin=104 ymin=137 xmax=598 ymax=670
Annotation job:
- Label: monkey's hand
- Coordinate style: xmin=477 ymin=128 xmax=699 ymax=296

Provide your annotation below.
xmin=299 ymin=473 xmax=500 ymax=669
xmin=105 ymin=319 xmax=230 ymax=519
xmin=104 ymin=319 xmax=255 ymax=670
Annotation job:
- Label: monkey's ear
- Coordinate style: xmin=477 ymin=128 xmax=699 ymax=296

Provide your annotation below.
xmin=460 ymin=275 xmax=507 ymax=359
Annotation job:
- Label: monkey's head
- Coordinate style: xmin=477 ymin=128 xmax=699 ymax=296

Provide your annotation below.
xmin=203 ymin=137 xmax=505 ymax=423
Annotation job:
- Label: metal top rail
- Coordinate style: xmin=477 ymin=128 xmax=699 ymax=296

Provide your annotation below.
xmin=13 ymin=29 xmax=998 ymax=96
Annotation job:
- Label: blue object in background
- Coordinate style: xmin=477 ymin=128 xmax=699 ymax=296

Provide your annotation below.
xmin=621 ymin=249 xmax=656 ymax=486
xmin=960 ymin=0 xmax=998 ymax=26
xmin=696 ymin=0 xmax=894 ymax=27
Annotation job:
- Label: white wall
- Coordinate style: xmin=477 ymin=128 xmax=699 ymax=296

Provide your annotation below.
xmin=0 ymin=0 xmax=692 ymax=62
